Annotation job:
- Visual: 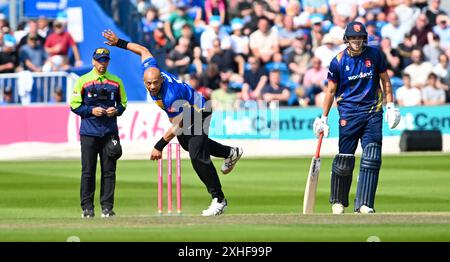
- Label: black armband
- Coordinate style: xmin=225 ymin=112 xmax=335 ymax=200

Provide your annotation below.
xmin=154 ymin=137 xmax=169 ymax=151
xmin=116 ymin=38 xmax=129 ymax=50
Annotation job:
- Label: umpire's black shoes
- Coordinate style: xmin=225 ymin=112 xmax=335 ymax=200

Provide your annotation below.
xmin=101 ymin=208 xmax=116 ymax=218
xmin=81 ymin=209 xmax=95 ymax=218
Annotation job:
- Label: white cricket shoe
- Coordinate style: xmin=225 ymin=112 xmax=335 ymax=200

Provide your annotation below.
xmin=201 ymin=198 xmax=227 ymax=216
xmin=332 ymin=203 xmax=345 ymax=214
xmin=221 ymin=147 xmax=243 ymax=174
xmin=359 ymin=205 xmax=375 ymax=214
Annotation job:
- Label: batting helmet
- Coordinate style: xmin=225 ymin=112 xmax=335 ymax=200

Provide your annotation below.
xmin=343 ymin=21 xmax=368 ymax=40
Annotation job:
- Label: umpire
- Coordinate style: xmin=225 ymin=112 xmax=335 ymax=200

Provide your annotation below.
xmin=70 ymin=47 xmax=127 ymax=218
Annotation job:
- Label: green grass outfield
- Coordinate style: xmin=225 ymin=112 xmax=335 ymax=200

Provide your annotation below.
xmin=0 ymin=154 xmax=449 ymax=242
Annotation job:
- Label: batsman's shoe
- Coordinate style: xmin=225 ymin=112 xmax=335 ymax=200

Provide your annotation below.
xmin=81 ymin=209 xmax=95 ymax=218
xmin=332 ymin=203 xmax=345 ymax=214
xmin=221 ymin=147 xmax=243 ymax=174
xmin=201 ymin=198 xmax=227 ymax=216
xmin=358 ymin=205 xmax=375 ymax=214
xmin=101 ymin=208 xmax=116 ymax=218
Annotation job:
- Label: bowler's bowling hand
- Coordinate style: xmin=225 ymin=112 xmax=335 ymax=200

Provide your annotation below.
xmin=150 ymin=148 xmax=162 ymax=160
xmin=102 ymin=29 xmax=118 ymax=46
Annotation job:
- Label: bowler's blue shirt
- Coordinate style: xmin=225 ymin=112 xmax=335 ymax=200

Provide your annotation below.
xmin=142 ymin=57 xmax=205 ymax=118
xmin=327 ymin=46 xmax=387 ymax=118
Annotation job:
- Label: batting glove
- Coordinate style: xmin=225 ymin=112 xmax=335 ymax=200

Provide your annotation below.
xmin=313 ymin=116 xmax=329 ymax=138
xmin=386 ymin=102 xmax=401 ymax=129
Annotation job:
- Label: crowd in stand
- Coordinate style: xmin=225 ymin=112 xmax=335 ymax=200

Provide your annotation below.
xmin=0 ymin=14 xmax=82 ymax=74
xmin=0 ymin=13 xmax=82 ymax=104
xmin=2 ymin=0 xmax=450 ymax=108
xmin=132 ymin=0 xmax=450 ymax=109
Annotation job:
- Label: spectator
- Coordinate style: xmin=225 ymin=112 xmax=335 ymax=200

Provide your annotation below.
xmin=2 ymin=26 xmax=16 ymax=48
xmin=141 ymin=7 xmax=161 ymax=43
xmin=366 ymin=20 xmax=381 ymax=48
xmin=374 ymin=10 xmax=388 ymax=32
xmin=433 ymin=53 xmax=450 ymax=83
xmin=0 ymin=13 xmax=7 ymax=29
xmin=231 ymin=0 xmax=253 ymax=21
xmin=404 ymin=48 xmax=434 ymax=88
xmin=381 ymin=12 xmax=410 ymax=48
xmin=44 ymin=19 xmax=83 ymax=69
xmin=244 ymin=1 xmax=276 ymax=34
xmin=423 ymin=33 xmax=443 ymax=65
xmin=241 ymin=56 xmax=268 ymax=101
xmin=150 ymin=0 xmax=173 ymax=21
xmin=199 ymin=62 xmax=221 ymax=93
xmin=211 ymin=79 xmax=240 ymax=110
xmin=49 ymin=88 xmax=64 ymax=103
xmin=302 ymin=57 xmax=327 ymax=106
xmin=328 ymin=14 xmax=347 ymax=45
xmin=136 ymin=0 xmax=149 ymax=16
xmin=210 ymin=38 xmax=245 ymax=75
xmin=13 ymin=21 xmax=28 ymax=46
xmin=358 ymin=0 xmax=385 ymax=17
xmin=166 ymin=37 xmax=192 ymax=76
xmin=314 ymin=34 xmax=342 ymax=68
xmin=260 ymin=69 xmax=291 ymax=106
xmin=19 ymin=35 xmax=47 ymax=72
xmin=286 ymin=35 xmax=312 ymax=84
xmin=205 ymin=0 xmax=227 ymax=25
xmin=200 ymin=16 xmax=231 ymax=59
xmin=395 ymin=73 xmax=422 ymax=106
xmin=191 ymin=46 xmax=207 ymax=75
xmin=303 ymin=0 xmax=329 ymax=18
xmin=289 ymin=1 xmax=310 ymax=29
xmin=249 ymin=17 xmax=279 ymax=64
xmin=164 ymin=0 xmax=195 ymax=43
xmin=187 ymin=0 xmax=207 ymax=28
xmin=394 ymin=0 xmax=420 ymax=32
xmin=422 ymin=73 xmax=446 ymax=105
xmin=37 ymin=16 xmax=51 ymax=39
xmin=18 ymin=20 xmax=46 ymax=50
xmin=424 ymin=0 xmax=447 ymax=28
xmin=229 ymin=18 xmax=249 ymax=58
xmin=278 ymin=15 xmax=304 ymax=52
xmin=0 ymin=32 xmax=15 ymax=73
xmin=380 ymin=37 xmax=402 ymax=77
xmin=433 ymin=15 xmax=450 ymax=51
xmin=410 ymin=14 xmax=433 ymax=47
xmin=145 ymin=22 xmax=173 ymax=72
xmin=0 ymin=88 xmax=13 ymax=105
xmin=397 ymin=33 xmax=415 ymax=69
xmin=309 ymin=16 xmax=324 ymax=52
xmin=329 ymin=0 xmax=358 ymax=22
xmin=180 ymin=22 xmax=197 ymax=47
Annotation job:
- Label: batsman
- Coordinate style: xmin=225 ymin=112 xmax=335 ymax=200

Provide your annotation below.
xmin=313 ymin=21 xmax=401 ymax=214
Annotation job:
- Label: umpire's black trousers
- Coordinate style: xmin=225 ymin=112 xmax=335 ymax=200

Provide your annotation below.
xmin=80 ymin=135 xmax=117 ymax=210
xmin=177 ymin=111 xmax=231 ymax=201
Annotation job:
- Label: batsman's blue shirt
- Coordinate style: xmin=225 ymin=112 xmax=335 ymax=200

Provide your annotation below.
xmin=327 ymin=46 xmax=387 ymax=118
xmin=142 ymin=57 xmax=205 ymax=118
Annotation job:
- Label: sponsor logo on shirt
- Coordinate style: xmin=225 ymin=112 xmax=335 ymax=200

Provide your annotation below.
xmin=340 ymin=119 xmax=347 ymax=126
xmin=365 ymin=59 xmax=371 ymax=67
xmin=347 ymin=71 xmax=373 ymax=81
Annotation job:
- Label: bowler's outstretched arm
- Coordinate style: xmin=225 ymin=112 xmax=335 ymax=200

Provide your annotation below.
xmin=102 ymin=29 xmax=152 ymax=62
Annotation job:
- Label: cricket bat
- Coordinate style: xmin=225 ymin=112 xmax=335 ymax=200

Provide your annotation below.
xmin=303 ymin=132 xmax=324 ymax=214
